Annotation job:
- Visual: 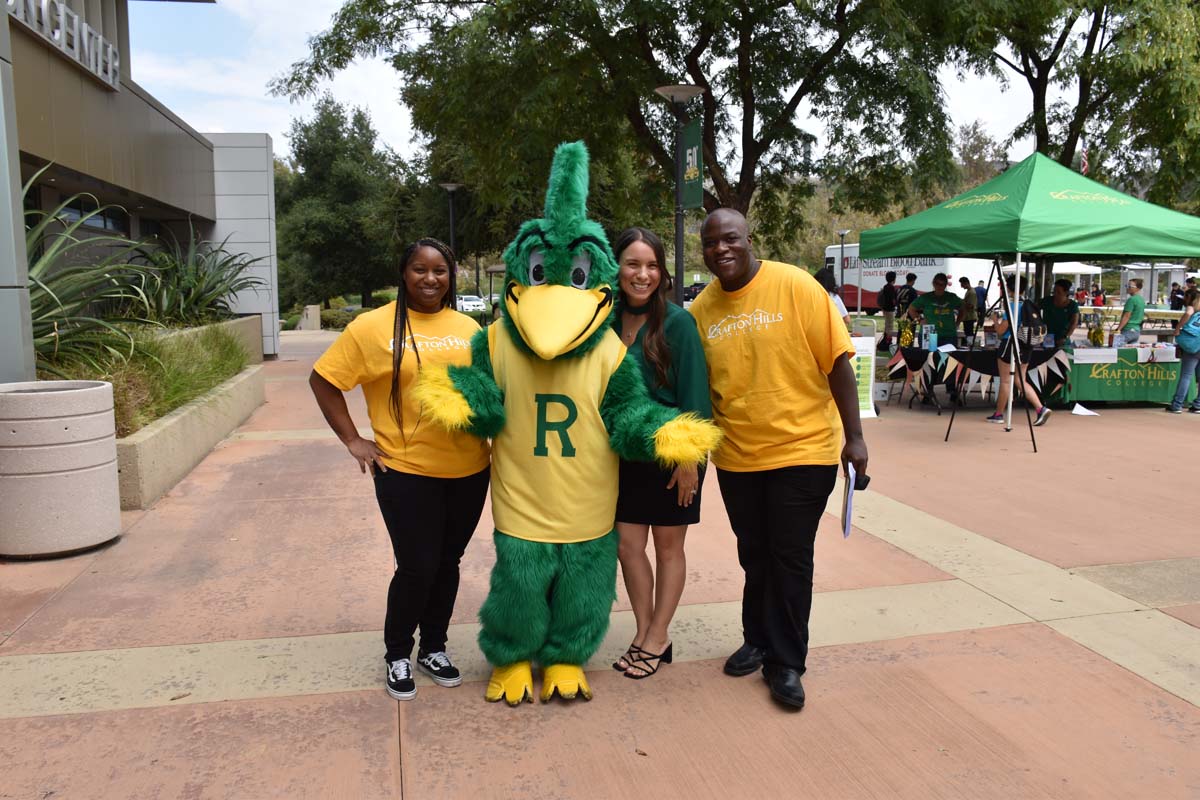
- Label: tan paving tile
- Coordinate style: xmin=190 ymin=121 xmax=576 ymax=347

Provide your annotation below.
xmin=0 ymin=691 xmax=401 ymax=799
xmin=400 ymin=625 xmax=1200 ymax=799
xmin=0 ymin=580 xmax=1025 ymax=719
xmin=971 ymin=570 xmax=1145 ymax=621
xmin=1074 ymin=558 xmax=1200 ymax=608
xmin=239 ymin=377 xmax=369 ymax=432
xmin=1048 ymin=610 xmax=1200 ymax=706
xmin=1163 ymin=603 xmax=1200 ymax=629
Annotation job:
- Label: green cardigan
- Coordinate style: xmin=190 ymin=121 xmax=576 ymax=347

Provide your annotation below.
xmin=612 ymin=301 xmax=712 ymax=419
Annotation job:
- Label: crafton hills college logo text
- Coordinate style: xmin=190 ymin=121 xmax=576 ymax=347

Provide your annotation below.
xmin=706 ymin=309 xmax=784 ymax=340
xmin=388 ymin=334 xmax=471 ymax=352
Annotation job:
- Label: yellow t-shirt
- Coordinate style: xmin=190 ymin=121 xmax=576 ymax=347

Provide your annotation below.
xmin=313 ymin=303 xmax=490 ymax=478
xmin=688 ymin=260 xmax=853 ymax=471
xmin=488 ymin=322 xmax=626 ymax=543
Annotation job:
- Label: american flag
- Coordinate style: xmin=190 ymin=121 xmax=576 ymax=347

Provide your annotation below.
xmin=1080 ymin=136 xmax=1089 ymax=175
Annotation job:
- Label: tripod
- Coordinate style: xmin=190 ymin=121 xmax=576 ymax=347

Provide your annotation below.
xmin=944 ymin=257 xmax=1038 ymax=453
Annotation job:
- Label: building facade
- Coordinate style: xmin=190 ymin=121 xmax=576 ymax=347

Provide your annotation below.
xmin=1 ymin=0 xmax=280 ymax=383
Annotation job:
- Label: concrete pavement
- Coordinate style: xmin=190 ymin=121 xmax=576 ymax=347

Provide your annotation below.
xmin=2 ymin=329 xmax=1198 ymax=798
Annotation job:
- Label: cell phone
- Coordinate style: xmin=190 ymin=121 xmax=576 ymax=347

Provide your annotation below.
xmin=854 ymin=472 xmax=871 ymax=491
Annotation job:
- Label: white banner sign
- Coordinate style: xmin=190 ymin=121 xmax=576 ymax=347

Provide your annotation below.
xmin=851 ymin=336 xmax=877 ymax=419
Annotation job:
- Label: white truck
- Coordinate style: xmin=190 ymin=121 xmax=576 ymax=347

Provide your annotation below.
xmin=823 ymin=243 xmax=998 ymax=314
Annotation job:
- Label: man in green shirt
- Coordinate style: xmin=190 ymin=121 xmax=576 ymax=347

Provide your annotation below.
xmin=1038 ymin=278 xmax=1080 ymax=348
xmin=1118 ymin=277 xmax=1146 ymax=345
xmin=907 ymin=272 xmax=962 ymax=348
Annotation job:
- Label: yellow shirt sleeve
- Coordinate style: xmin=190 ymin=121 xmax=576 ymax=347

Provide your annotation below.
xmin=313 ymin=325 xmax=371 ymax=391
xmin=806 ymin=285 xmax=854 ymax=374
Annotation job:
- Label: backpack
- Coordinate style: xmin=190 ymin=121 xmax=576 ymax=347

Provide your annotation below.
xmin=896 ymin=285 xmax=917 ymax=314
xmin=1178 ymin=312 xmax=1200 ymax=354
xmin=878 ymin=283 xmax=898 ymax=312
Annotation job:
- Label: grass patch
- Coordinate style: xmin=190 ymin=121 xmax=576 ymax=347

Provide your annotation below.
xmin=54 ymin=325 xmax=249 ymax=437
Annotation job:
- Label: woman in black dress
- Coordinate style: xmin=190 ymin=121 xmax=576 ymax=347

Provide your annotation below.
xmin=609 ymin=227 xmax=712 ymax=679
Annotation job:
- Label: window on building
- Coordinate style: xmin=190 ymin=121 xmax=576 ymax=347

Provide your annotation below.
xmin=139 ymin=217 xmax=163 ymax=239
xmin=57 ymin=197 xmax=130 ymax=235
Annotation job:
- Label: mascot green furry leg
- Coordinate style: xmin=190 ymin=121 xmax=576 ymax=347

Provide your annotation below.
xmin=478 ymin=532 xmax=618 ymax=702
xmin=414 ymin=141 xmax=720 ymax=705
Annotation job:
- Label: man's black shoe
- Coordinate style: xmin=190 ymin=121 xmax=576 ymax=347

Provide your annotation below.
xmin=762 ymin=664 xmax=805 ymax=709
xmin=723 ymin=642 xmax=765 ymax=676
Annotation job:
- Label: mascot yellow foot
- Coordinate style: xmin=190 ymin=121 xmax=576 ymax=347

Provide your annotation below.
xmin=540 ymin=664 xmax=592 ymax=702
xmin=485 ymin=661 xmax=534 ymax=706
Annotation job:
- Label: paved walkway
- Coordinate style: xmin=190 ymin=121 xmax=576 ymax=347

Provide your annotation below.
xmin=3 ymin=330 xmax=1199 ymax=798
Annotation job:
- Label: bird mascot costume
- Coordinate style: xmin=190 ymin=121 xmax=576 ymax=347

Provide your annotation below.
xmin=414 ymin=141 xmax=720 ymax=705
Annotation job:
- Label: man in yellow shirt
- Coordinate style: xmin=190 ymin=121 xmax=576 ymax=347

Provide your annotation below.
xmin=689 ymin=209 xmax=869 ymax=709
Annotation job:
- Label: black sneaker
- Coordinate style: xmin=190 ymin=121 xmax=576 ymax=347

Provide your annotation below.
xmin=417 ymin=650 xmax=462 ymax=687
xmin=1165 ymin=406 xmax=1183 ymax=414
xmin=1033 ymin=406 xmax=1052 ymax=426
xmin=385 ymin=658 xmax=416 ymax=700
xmin=1189 ymin=408 xmax=1200 ymax=414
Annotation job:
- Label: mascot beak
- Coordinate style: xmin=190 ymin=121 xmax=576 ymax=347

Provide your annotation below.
xmin=506 ymin=283 xmax=614 ymax=360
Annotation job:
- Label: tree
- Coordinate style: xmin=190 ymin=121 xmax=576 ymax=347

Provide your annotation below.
xmin=272 ymin=0 xmax=964 ymax=250
xmin=276 ymin=95 xmax=405 ymax=307
xmin=955 ymin=120 xmax=1007 ymax=191
xmin=960 ymin=1 xmax=1200 ymax=207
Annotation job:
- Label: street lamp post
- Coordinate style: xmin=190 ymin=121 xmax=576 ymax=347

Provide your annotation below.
xmin=439 ymin=182 xmax=463 ymax=308
xmin=655 ymin=84 xmax=704 ymax=305
xmin=837 ymin=228 xmax=851 ymax=312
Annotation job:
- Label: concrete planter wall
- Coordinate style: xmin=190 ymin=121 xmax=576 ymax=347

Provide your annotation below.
xmin=0 ymin=381 xmax=121 ymax=558
xmin=117 ymin=365 xmax=264 ymax=510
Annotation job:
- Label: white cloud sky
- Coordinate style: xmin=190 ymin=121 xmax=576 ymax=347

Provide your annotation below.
xmin=128 ymin=1 xmax=1048 ymax=163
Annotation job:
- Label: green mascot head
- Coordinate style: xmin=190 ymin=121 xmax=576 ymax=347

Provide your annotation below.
xmin=501 ymin=141 xmax=617 ymax=360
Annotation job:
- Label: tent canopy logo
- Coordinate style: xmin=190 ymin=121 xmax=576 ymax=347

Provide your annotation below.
xmin=943 ymin=193 xmax=1006 ymax=210
xmin=1049 ymin=190 xmax=1131 ymax=206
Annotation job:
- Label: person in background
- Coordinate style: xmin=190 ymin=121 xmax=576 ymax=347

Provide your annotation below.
xmin=1090 ymin=283 xmax=1107 ymax=326
xmin=1038 ymin=278 xmax=1081 ymax=348
xmin=1167 ymin=288 xmax=1200 ymax=414
xmin=896 ymin=272 xmax=918 ymax=319
xmin=987 ymin=274 xmax=1052 ymax=427
xmin=609 ymin=227 xmax=711 ymax=680
xmin=1169 ymin=282 xmax=1186 ymax=312
xmin=907 ymin=272 xmax=961 ymax=348
xmin=690 ymin=208 xmax=868 ymax=710
xmin=814 ymin=266 xmax=851 ymax=328
xmin=1074 ymin=285 xmax=1090 ymax=307
xmin=309 ymin=239 xmax=491 ymax=702
xmin=1187 ymin=277 xmax=1198 ymax=293
xmin=959 ymin=276 xmax=979 ymax=341
xmin=975 ymin=280 xmax=988 ymax=318
xmin=877 ymin=271 xmax=898 ymax=350
xmin=1117 ymin=278 xmax=1146 ymax=345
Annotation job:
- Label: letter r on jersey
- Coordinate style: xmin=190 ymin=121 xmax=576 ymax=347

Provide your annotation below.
xmin=534 ymin=394 xmax=577 ymax=457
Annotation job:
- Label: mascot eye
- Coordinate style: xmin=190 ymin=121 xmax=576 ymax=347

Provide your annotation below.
xmin=570 ymin=251 xmax=591 ymax=289
xmin=528 ymin=250 xmax=546 ymax=285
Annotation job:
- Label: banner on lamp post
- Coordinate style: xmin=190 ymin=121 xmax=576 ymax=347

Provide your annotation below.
xmin=682 ymin=118 xmax=703 ymax=210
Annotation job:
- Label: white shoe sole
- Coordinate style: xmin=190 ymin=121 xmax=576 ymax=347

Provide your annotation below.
xmin=418 ymin=662 xmax=463 ymax=687
xmin=386 ymin=684 xmax=416 ymax=701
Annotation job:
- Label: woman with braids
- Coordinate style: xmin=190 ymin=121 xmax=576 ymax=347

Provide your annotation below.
xmin=309 ymin=239 xmax=490 ymax=701
xmin=609 ymin=227 xmax=711 ymax=679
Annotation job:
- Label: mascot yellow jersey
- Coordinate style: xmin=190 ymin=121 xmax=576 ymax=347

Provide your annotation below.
xmin=489 ymin=322 xmax=625 ymax=543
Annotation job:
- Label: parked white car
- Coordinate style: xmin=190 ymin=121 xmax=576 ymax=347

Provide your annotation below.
xmin=457 ymin=295 xmax=487 ymax=312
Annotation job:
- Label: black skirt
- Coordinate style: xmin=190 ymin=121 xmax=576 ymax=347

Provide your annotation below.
xmin=615 ymin=458 xmax=705 ymax=527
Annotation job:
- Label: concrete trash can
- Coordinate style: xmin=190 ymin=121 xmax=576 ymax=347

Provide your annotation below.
xmin=0 ymin=380 xmax=122 ymax=557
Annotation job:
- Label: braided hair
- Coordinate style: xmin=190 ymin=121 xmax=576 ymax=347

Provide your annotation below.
xmin=389 ymin=238 xmax=458 ymax=429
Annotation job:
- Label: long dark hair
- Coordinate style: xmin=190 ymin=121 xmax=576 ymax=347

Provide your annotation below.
xmin=614 ymin=227 xmax=672 ymax=387
xmin=390 ymin=238 xmax=457 ymax=427
xmin=814 ymin=266 xmax=839 ymax=295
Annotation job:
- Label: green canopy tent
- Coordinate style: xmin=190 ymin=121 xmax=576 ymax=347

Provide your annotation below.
xmin=860 ymin=152 xmax=1200 ymax=261
xmin=860 ymin=152 xmax=1200 ymax=444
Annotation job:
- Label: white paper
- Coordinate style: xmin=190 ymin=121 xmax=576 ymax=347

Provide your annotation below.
xmin=937 ymin=343 xmax=957 ymax=353
xmin=1071 ymin=403 xmax=1100 ymax=416
xmin=841 ymin=463 xmax=855 ymax=539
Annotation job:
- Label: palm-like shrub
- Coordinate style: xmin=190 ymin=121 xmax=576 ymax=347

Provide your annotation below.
xmin=26 ymin=173 xmax=151 ymax=376
xmin=134 ymin=221 xmax=265 ymax=325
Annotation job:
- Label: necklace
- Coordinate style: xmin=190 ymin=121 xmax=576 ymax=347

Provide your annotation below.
xmin=620 ymin=312 xmax=645 ymax=345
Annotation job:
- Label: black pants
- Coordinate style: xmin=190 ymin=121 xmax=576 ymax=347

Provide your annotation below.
xmin=963 ymin=320 xmax=976 ymax=338
xmin=373 ymin=467 xmax=490 ymax=662
xmin=716 ymin=465 xmax=838 ymax=674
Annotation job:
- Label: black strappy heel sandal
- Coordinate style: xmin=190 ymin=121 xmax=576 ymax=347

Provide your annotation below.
xmin=623 ymin=643 xmax=673 ymax=679
xmin=613 ymin=644 xmax=645 ymax=672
